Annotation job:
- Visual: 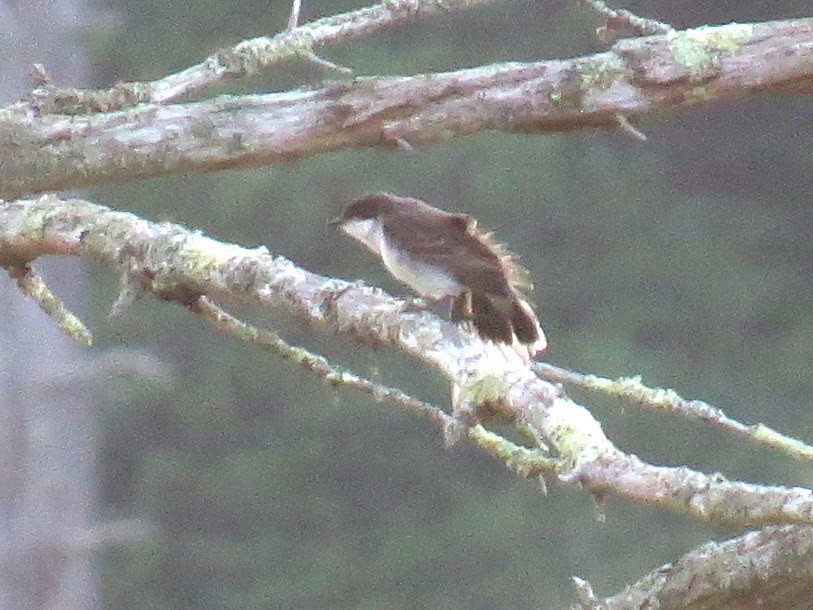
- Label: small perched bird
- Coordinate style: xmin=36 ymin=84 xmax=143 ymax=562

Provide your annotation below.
xmin=330 ymin=193 xmax=546 ymax=359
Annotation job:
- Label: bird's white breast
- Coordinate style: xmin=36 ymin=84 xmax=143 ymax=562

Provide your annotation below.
xmin=339 ymin=218 xmax=385 ymax=256
xmin=340 ymin=219 xmax=462 ymax=299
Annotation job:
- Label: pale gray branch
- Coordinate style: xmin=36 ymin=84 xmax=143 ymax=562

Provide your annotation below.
xmin=571 ymin=525 xmax=813 ymax=610
xmin=152 ymin=0 xmax=501 ymax=103
xmin=581 ymin=0 xmax=674 ymax=41
xmin=22 ymin=0 xmax=503 ymax=113
xmin=533 ymin=362 xmax=813 ymax=461
xmin=2 ymin=19 xmax=812 ymax=199
xmin=2 ymin=194 xmax=813 ymax=530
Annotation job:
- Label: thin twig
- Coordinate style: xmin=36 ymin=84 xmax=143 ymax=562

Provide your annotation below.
xmin=6 ymin=264 xmax=92 ymax=345
xmin=297 ymin=52 xmax=354 ymax=76
xmin=615 ymin=113 xmax=647 ymax=141
xmin=194 ymin=295 xmax=448 ymax=424
xmin=192 ymin=296 xmax=558 ymax=477
xmin=533 ymin=361 xmax=813 ymax=461
xmin=582 ymin=0 xmax=674 ymax=41
xmin=287 ymin=0 xmax=302 ymax=30
xmin=25 ymin=0 xmax=506 ymax=114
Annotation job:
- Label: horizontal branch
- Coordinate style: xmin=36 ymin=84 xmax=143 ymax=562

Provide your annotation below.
xmin=2 ymin=194 xmax=813 ymax=529
xmin=2 ymin=18 xmax=812 ymax=199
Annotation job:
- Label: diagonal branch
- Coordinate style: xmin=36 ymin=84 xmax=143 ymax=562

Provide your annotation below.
xmin=25 ymin=0 xmax=505 ymax=114
xmin=534 ymin=362 xmax=813 ymax=461
xmin=193 ymin=295 xmax=450 ymax=426
xmin=570 ymin=524 xmax=813 ymax=610
xmin=581 ymin=0 xmax=674 ymax=41
xmin=2 ymin=19 xmax=812 ymax=199
xmin=2 ymin=194 xmax=813 ymax=529
xmin=4 ymin=263 xmax=92 ymax=345
xmin=192 ymin=296 xmax=557 ymax=478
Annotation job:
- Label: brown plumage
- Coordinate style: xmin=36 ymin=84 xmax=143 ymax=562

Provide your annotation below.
xmin=333 ymin=193 xmax=546 ymax=355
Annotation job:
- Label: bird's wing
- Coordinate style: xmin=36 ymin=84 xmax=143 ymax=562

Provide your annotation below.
xmin=383 ymin=211 xmax=514 ymax=297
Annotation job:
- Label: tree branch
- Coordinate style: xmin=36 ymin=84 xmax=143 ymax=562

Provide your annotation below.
xmin=4 ymin=263 xmax=92 ymax=345
xmin=534 ymin=362 xmax=813 ymax=461
xmin=192 ymin=296 xmax=557 ymax=479
xmin=580 ymin=0 xmax=674 ymax=41
xmin=193 ymin=295 xmax=450 ymax=425
xmin=2 ymin=18 xmax=812 ymax=199
xmin=2 ymin=194 xmax=813 ymax=529
xmin=571 ymin=525 xmax=813 ymax=610
xmin=24 ymin=0 xmax=504 ymax=114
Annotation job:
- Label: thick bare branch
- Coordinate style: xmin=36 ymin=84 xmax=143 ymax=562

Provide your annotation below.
xmin=571 ymin=525 xmax=813 ymax=610
xmin=2 ymin=19 xmax=811 ymax=199
xmin=2 ymin=194 xmax=813 ymax=529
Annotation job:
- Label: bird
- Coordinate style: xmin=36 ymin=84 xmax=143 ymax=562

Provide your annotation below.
xmin=330 ymin=193 xmax=546 ymax=359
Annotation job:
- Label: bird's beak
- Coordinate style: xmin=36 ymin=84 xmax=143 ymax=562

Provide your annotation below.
xmin=327 ymin=216 xmax=342 ymax=227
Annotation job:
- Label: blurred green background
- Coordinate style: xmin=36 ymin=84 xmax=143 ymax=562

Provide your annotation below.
xmin=74 ymin=0 xmax=813 ymax=607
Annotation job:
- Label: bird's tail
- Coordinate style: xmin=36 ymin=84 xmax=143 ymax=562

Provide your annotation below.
xmin=511 ymin=298 xmax=547 ymax=355
xmin=457 ymin=292 xmax=546 ymax=357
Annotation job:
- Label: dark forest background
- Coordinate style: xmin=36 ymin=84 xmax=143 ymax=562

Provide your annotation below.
xmin=15 ymin=1 xmax=813 ymax=608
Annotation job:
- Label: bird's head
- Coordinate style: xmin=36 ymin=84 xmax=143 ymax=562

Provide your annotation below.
xmin=329 ymin=193 xmax=398 ymax=227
